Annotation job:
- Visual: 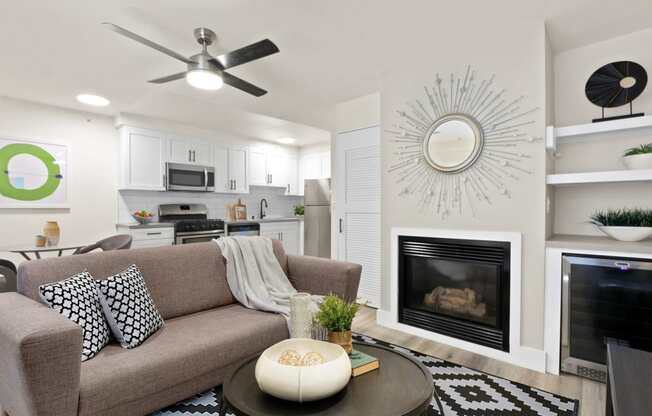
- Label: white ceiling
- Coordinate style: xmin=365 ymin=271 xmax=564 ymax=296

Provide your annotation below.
xmin=1 ymin=0 xmax=651 ymax=146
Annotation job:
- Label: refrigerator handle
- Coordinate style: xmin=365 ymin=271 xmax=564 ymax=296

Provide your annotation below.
xmin=339 ymin=218 xmax=343 ymax=233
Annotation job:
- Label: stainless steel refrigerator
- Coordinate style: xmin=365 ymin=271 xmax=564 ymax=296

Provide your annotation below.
xmin=304 ymin=179 xmax=331 ymax=258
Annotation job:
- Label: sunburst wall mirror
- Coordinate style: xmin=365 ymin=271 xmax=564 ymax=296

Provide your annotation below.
xmin=388 ymin=66 xmax=540 ymax=218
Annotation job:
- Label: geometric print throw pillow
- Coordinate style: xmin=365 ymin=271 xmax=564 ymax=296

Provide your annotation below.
xmin=38 ymin=271 xmax=111 ymax=361
xmin=96 ymin=264 xmax=164 ymax=349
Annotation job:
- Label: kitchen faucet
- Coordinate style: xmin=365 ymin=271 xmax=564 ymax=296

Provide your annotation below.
xmin=260 ymin=198 xmax=268 ymax=219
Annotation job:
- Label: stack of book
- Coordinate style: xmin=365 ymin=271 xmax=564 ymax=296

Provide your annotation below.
xmin=349 ymin=349 xmax=379 ymax=377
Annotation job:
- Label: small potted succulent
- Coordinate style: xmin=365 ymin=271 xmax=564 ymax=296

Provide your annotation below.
xmin=623 ymin=143 xmax=652 ymax=170
xmin=294 ymin=204 xmax=304 ymax=217
xmin=590 ymin=208 xmax=652 ymax=242
xmin=316 ymin=294 xmax=359 ymax=354
xmin=132 ymin=210 xmax=154 ymax=224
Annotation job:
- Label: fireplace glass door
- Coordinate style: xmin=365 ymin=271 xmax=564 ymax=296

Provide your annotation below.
xmin=404 ymin=257 xmax=501 ymax=327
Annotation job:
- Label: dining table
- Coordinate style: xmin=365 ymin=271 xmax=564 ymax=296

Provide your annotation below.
xmin=1 ymin=242 xmax=89 ymax=261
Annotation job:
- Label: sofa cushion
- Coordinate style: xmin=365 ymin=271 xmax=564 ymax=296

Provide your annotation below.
xmin=77 ymin=304 xmax=289 ymax=416
xmin=97 ymin=264 xmax=164 ymax=349
xmin=18 ymin=242 xmax=236 ymax=320
xmin=39 ymin=271 xmax=111 ymax=361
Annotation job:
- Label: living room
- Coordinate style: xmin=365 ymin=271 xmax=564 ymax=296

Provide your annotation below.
xmin=2 ymin=1 xmax=652 ymax=415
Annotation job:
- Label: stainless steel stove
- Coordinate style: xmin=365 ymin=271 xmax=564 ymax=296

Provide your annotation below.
xmin=158 ymin=203 xmax=224 ymax=245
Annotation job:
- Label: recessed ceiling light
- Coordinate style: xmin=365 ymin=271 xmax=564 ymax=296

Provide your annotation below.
xmin=76 ymin=94 xmax=110 ymax=107
xmin=277 ymin=137 xmax=296 ymax=144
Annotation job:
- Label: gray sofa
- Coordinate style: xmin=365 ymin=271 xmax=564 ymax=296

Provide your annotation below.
xmin=0 ymin=241 xmax=361 ymax=416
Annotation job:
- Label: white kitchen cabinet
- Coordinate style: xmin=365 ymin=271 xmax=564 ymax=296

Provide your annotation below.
xmin=260 ymin=221 xmax=300 ymax=255
xmin=249 ymin=148 xmax=298 ymax=194
xmin=296 ymin=151 xmax=330 ymax=196
xmin=169 ymin=137 xmax=212 ymax=165
xmin=115 ymin=225 xmax=175 ymax=248
xmin=249 ymin=149 xmax=268 ymax=186
xmin=214 ymin=144 xmax=249 ymax=193
xmin=118 ymin=127 xmax=167 ymax=191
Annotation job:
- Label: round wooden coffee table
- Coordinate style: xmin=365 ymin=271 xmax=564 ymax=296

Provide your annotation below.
xmin=221 ymin=341 xmax=435 ymax=416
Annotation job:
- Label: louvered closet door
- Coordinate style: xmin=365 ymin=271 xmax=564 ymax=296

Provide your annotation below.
xmin=335 ymin=126 xmax=381 ymax=307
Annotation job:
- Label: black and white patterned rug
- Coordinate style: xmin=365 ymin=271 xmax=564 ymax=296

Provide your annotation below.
xmin=153 ymin=334 xmax=579 ymax=416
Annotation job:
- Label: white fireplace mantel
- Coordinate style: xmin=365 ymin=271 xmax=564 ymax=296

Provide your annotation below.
xmin=377 ymin=227 xmax=546 ymax=373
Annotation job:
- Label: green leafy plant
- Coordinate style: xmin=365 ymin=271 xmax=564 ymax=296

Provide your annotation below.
xmin=294 ymin=204 xmax=304 ymax=216
xmin=315 ymin=294 xmax=359 ymax=332
xmin=624 ymin=143 xmax=652 ymax=157
xmin=590 ymin=208 xmax=652 ymax=227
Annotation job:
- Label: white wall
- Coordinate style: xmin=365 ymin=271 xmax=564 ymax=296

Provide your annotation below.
xmin=380 ymin=22 xmax=549 ymax=349
xmin=552 ymin=27 xmax=652 ymax=235
xmin=0 ymin=96 xmax=118 ymax=264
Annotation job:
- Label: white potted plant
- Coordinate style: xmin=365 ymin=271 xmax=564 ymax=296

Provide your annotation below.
xmin=591 ymin=208 xmax=652 ymax=242
xmin=623 ymin=144 xmax=652 ymax=170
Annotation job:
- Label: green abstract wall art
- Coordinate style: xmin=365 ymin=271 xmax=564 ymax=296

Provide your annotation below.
xmin=0 ymin=138 xmax=67 ymax=208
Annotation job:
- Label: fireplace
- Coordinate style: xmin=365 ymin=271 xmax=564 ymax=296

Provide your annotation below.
xmin=398 ymin=236 xmax=511 ymax=351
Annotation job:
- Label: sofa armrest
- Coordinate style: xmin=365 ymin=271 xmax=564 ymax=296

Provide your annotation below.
xmin=287 ymin=255 xmax=362 ymax=302
xmin=0 ymin=293 xmax=81 ymax=416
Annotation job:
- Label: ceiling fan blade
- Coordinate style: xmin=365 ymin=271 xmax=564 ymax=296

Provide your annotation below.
xmin=103 ymin=23 xmax=193 ymax=64
xmin=222 ymin=72 xmax=267 ymax=97
xmin=215 ymin=39 xmax=279 ymax=69
xmin=148 ymin=72 xmax=187 ymax=84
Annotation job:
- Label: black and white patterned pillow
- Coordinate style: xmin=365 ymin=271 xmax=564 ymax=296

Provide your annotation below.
xmin=96 ymin=264 xmax=164 ymax=349
xmin=39 ymin=271 xmax=111 ymax=361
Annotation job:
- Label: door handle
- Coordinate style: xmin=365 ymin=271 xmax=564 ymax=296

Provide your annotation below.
xmin=339 ymin=218 xmax=343 ymax=233
xmin=234 ymin=179 xmax=237 ymax=190
xmin=204 ymin=168 xmax=208 ymax=191
xmin=188 ymin=150 xmax=191 ymax=162
xmin=192 ymin=150 xmax=196 ymax=162
xmin=287 ymin=183 xmax=290 ymax=194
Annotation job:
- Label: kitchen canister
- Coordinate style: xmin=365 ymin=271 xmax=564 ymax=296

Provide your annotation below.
xmin=290 ymin=292 xmax=314 ymax=339
xmin=43 ymin=221 xmax=60 ymax=246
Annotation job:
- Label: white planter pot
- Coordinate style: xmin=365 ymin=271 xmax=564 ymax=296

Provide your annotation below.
xmin=623 ymin=153 xmax=652 ymax=170
xmin=255 ymin=338 xmax=351 ymax=402
xmin=598 ymin=226 xmax=652 ymax=242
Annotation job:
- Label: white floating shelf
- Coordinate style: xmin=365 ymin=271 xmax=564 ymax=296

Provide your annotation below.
xmin=546 ymin=115 xmax=652 ymax=152
xmin=547 ymin=169 xmax=652 ymax=185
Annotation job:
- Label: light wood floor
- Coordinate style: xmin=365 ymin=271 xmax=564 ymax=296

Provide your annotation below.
xmin=352 ymin=306 xmax=606 ymax=416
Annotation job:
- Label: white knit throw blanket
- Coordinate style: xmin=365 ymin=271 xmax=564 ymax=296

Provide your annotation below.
xmin=214 ymin=236 xmax=298 ymax=317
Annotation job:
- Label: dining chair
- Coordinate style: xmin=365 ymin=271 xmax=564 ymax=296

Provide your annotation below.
xmin=75 ymin=234 xmax=133 ymax=255
xmin=0 ymin=259 xmax=17 ymax=293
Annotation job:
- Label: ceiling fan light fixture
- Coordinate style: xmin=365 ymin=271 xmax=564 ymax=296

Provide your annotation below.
xmin=186 ymin=69 xmax=223 ymax=90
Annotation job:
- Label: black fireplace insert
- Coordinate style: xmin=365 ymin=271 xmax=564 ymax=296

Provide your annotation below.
xmin=398 ymin=235 xmax=511 ymax=351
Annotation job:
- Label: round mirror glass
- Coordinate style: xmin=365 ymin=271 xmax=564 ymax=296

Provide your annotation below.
xmin=423 ymin=115 xmax=483 ymax=172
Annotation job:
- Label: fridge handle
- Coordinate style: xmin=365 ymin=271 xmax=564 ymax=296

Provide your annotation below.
xmin=339 ymin=218 xmax=343 ymax=233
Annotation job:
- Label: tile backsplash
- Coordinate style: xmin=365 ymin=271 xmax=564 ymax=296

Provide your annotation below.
xmin=118 ymin=186 xmax=303 ymax=223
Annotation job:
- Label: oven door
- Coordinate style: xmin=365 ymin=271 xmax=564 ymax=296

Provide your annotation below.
xmin=175 ymin=230 xmax=224 ymax=245
xmin=166 ymin=162 xmax=215 ymax=192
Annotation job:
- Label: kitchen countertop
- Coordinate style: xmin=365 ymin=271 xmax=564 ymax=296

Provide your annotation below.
xmin=224 ymin=217 xmax=303 ymax=225
xmin=116 ymin=222 xmax=175 ymax=229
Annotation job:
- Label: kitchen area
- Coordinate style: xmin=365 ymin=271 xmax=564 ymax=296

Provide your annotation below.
xmin=114 ymin=123 xmax=332 ymax=258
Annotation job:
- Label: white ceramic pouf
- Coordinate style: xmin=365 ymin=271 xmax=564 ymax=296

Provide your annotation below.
xmin=255 ymin=338 xmax=351 ymax=402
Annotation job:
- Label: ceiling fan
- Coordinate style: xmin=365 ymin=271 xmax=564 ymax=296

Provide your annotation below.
xmin=104 ymin=23 xmax=279 ymax=96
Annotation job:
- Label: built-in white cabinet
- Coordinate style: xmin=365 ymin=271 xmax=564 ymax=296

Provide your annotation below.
xmin=118 ymin=127 xmax=167 ymax=191
xmin=214 ymin=144 xmax=249 ymax=193
xmin=169 ymin=137 xmax=212 ymax=165
xmin=260 ymin=221 xmax=300 ymax=255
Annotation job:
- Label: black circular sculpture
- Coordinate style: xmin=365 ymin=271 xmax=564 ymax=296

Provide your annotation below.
xmin=585 ymin=61 xmax=647 ymax=122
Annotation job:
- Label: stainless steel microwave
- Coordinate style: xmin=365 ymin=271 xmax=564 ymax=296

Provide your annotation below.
xmin=165 ymin=162 xmax=215 ymax=192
